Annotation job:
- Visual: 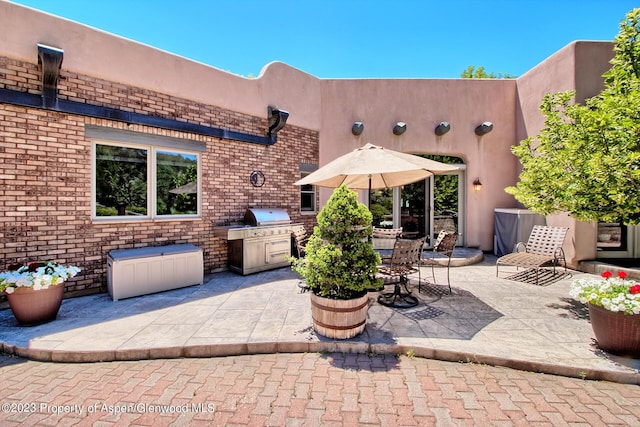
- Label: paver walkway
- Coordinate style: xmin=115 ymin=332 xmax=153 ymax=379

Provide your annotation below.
xmin=1 ymin=352 xmax=639 ymax=426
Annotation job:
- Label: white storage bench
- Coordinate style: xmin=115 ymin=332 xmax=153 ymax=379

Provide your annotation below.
xmin=107 ymin=244 xmax=204 ymax=301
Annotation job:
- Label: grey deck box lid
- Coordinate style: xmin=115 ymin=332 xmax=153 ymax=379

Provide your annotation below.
xmin=108 ymin=244 xmax=201 ymax=261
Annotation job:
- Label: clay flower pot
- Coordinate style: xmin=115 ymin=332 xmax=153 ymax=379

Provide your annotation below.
xmin=1 ymin=261 xmax=81 ymax=326
xmin=6 ymin=284 xmax=65 ymax=326
xmin=570 ymin=270 xmax=640 ymax=356
xmin=588 ymin=303 xmax=640 ymax=357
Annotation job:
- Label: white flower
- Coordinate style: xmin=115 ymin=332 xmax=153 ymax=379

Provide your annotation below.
xmin=570 ymin=271 xmax=640 ymax=315
xmin=0 ymin=262 xmax=81 ymax=293
xmin=15 ymin=278 xmax=29 ymax=288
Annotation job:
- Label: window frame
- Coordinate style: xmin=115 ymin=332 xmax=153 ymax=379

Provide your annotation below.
xmin=92 ymin=139 xmax=202 ymax=221
xmin=299 ymin=169 xmax=317 ymax=214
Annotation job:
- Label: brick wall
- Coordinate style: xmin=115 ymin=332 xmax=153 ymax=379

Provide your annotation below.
xmin=0 ymin=56 xmax=319 ymax=297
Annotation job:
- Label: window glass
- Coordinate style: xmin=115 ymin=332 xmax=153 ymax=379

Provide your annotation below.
xmin=95 ymin=144 xmax=148 ymax=216
xmin=300 ymin=174 xmax=316 ymax=212
xmin=156 ymin=151 xmax=198 ymax=215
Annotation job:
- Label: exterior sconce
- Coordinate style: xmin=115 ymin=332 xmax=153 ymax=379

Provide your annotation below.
xmin=393 ymin=122 xmax=407 ymax=135
xmin=475 ymin=121 xmax=493 ymax=136
xmin=267 ymin=106 xmax=289 ymax=137
xmin=434 ymin=121 xmax=450 ymax=136
xmin=352 ymin=121 xmax=364 ymax=136
xmin=473 ymin=178 xmax=482 ymax=191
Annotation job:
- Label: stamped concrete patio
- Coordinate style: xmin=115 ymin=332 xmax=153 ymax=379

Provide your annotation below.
xmin=0 ymin=254 xmax=639 ymax=385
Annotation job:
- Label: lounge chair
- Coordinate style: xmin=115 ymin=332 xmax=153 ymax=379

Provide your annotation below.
xmin=496 ymin=225 xmax=568 ymax=285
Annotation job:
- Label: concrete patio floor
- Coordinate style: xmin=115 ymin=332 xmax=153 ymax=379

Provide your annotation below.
xmin=0 ymin=254 xmax=639 ymax=385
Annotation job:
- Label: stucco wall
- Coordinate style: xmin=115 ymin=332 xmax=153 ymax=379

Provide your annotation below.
xmin=318 ymin=78 xmax=518 ymax=250
xmin=515 ymin=41 xmax=613 ymax=266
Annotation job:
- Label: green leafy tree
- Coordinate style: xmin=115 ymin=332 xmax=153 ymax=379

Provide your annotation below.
xmin=460 ymin=65 xmax=515 ymax=79
xmin=506 ymin=8 xmax=640 ymax=225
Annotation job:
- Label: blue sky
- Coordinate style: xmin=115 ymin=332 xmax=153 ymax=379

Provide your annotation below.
xmin=10 ymin=0 xmax=640 ymax=79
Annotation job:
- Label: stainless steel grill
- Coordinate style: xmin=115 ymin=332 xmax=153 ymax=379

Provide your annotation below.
xmin=213 ymin=208 xmax=304 ymax=275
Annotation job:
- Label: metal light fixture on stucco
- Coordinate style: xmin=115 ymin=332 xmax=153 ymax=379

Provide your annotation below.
xmin=435 ymin=121 xmax=450 ymax=136
xmin=474 ymin=121 xmax=493 ymax=136
xmin=393 ymin=122 xmax=407 ymax=135
xmin=352 ymin=121 xmax=364 ymax=136
xmin=473 ymin=178 xmax=483 ymax=191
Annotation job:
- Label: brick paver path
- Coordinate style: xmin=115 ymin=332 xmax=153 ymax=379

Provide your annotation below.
xmin=1 ymin=352 xmax=639 ymax=426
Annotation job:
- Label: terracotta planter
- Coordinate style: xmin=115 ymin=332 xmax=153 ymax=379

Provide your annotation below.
xmin=310 ymin=292 xmax=369 ymax=339
xmin=588 ymin=303 xmax=640 ymax=357
xmin=6 ymin=285 xmax=65 ymax=326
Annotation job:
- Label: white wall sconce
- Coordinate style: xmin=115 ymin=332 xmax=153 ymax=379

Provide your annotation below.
xmin=473 ymin=178 xmax=483 ymax=191
xmin=352 ymin=121 xmax=364 ymax=136
xmin=475 ymin=122 xmax=493 ymax=136
xmin=435 ymin=121 xmax=450 ymax=136
xmin=393 ymin=122 xmax=407 ymax=135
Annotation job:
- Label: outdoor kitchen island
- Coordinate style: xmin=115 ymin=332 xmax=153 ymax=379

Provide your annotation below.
xmin=213 ymin=208 xmax=304 ymax=275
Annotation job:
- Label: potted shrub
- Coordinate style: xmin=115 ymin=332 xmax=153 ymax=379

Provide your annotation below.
xmin=291 ymin=184 xmax=382 ymax=339
xmin=0 ymin=261 xmax=81 ymax=326
xmin=569 ymin=271 xmax=640 ymax=356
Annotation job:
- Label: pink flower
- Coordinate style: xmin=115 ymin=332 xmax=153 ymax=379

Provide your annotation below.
xmin=601 ymin=271 xmax=613 ymax=279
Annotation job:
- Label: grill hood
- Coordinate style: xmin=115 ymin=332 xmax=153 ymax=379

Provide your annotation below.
xmin=244 ymin=208 xmax=291 ymax=226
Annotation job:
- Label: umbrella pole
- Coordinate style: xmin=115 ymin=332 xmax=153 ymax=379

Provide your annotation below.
xmin=368 ymin=175 xmax=372 ymax=243
xmin=367 ymin=175 xmax=372 ymax=210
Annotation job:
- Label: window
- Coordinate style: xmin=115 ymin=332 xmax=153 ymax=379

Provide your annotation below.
xmin=300 ymin=167 xmax=317 ymax=213
xmin=156 ymin=150 xmax=198 ymax=216
xmin=94 ymin=142 xmax=200 ymax=219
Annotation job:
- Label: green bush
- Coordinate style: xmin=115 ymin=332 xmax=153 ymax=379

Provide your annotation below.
xmin=291 ymin=184 xmax=382 ymax=299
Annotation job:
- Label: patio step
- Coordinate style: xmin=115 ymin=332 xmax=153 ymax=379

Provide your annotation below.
xmin=426 ymin=247 xmax=484 ymax=267
xmin=578 ymin=260 xmax=640 ymax=280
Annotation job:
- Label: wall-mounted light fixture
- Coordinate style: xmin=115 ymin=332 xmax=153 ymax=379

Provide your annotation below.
xmin=473 ymin=178 xmax=483 ymax=191
xmin=393 ymin=122 xmax=407 ymax=135
xmin=267 ymin=106 xmax=289 ymax=137
xmin=474 ymin=121 xmax=493 ymax=136
xmin=352 ymin=121 xmax=364 ymax=136
xmin=434 ymin=121 xmax=450 ymax=136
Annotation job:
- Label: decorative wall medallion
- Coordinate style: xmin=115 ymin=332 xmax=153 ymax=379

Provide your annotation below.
xmin=250 ymin=171 xmax=265 ymax=187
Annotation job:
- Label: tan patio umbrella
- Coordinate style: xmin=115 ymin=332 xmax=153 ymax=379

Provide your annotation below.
xmin=169 ymin=181 xmax=197 ymax=194
xmin=294 ymin=143 xmax=460 ymax=192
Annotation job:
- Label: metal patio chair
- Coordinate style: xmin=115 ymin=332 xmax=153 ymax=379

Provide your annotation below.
xmin=377 ymin=237 xmax=426 ymax=308
xmin=420 ymin=230 xmax=458 ymax=294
